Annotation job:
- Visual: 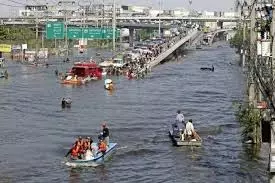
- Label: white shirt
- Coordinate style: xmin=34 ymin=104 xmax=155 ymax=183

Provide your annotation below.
xmin=84 ymin=149 xmax=93 ymax=160
xmin=185 ymin=121 xmax=194 ymax=135
xmin=176 ymin=113 xmax=184 ymax=123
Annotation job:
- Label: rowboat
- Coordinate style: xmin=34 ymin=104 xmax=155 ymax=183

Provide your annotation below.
xmin=168 ymin=128 xmax=202 ymax=146
xmin=65 ymin=142 xmax=117 ymax=166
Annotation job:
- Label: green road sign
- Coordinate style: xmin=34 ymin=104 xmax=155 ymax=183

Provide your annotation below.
xmin=46 ymin=22 xmax=64 ymax=39
xmin=102 ymin=28 xmax=120 ymax=39
xmin=67 ymin=27 xmax=83 ymax=39
xmin=83 ymin=27 xmax=103 ymax=39
xmin=67 ymin=27 xmax=120 ymax=39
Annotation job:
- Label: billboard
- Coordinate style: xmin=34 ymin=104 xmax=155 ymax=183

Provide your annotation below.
xmin=0 ymin=44 xmax=11 ymax=52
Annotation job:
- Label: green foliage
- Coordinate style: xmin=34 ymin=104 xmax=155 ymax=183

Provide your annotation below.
xmin=234 ymin=102 xmax=261 ymax=143
xmin=229 ymin=27 xmax=250 ymax=50
xmin=0 ymin=26 xmax=35 ymax=42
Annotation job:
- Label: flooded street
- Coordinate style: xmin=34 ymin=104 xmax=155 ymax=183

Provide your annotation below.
xmin=0 ymin=43 xmax=269 ymax=182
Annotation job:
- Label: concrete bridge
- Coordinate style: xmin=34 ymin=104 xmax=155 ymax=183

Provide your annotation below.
xmin=149 ymin=27 xmax=201 ymax=68
xmin=209 ymin=28 xmax=235 ymax=45
xmin=148 ymin=27 xmax=234 ymax=69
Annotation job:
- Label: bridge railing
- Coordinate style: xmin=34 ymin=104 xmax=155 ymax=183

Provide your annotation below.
xmin=150 ymin=28 xmax=200 ymax=68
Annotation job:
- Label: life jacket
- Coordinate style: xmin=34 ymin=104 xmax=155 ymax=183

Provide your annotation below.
xmin=71 ymin=145 xmax=79 ymax=157
xmin=79 ymin=145 xmax=85 ymax=154
xmin=98 ymin=142 xmax=107 ymax=152
xmin=83 ymin=141 xmax=89 ymax=150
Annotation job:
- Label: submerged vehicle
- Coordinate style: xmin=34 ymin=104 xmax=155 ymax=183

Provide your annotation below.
xmin=61 ymin=62 xmax=103 ymax=84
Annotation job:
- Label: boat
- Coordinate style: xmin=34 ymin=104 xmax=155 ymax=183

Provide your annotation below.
xmin=112 ymin=58 xmax=126 ymax=68
xmin=168 ymin=127 xmax=202 ymax=146
xmin=98 ymin=60 xmax=113 ymax=68
xmin=60 ymin=61 xmax=103 ymax=84
xmin=66 ymin=142 xmax=117 ymax=166
xmin=196 ymin=44 xmax=202 ymax=49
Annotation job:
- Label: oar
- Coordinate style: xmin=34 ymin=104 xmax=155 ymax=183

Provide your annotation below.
xmin=64 ymin=147 xmax=72 ymax=158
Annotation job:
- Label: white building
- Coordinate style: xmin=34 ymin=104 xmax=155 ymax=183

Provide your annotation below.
xmin=223 ymin=12 xmax=238 ymax=17
xmin=202 ymin=11 xmax=215 ymax=17
xmin=171 ymin=8 xmax=190 ymax=17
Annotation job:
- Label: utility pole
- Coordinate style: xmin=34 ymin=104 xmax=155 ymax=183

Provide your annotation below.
xmin=35 ymin=12 xmax=39 ymax=60
xmin=242 ymin=17 xmax=246 ymax=68
xmin=272 ymin=0 xmax=275 ymax=104
xmin=158 ymin=0 xmax=161 ymax=37
xmin=112 ymin=0 xmax=116 ymax=53
xmin=248 ymin=1 xmax=257 ymax=106
xmin=58 ymin=0 xmax=75 ymax=59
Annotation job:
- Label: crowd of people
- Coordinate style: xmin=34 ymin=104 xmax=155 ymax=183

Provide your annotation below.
xmin=101 ymin=30 xmax=192 ymax=80
xmin=65 ymin=122 xmax=110 ymax=160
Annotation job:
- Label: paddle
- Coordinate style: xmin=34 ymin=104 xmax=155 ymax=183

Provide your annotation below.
xmin=64 ymin=147 xmax=72 ymax=158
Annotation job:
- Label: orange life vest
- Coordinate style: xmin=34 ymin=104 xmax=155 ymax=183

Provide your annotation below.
xmin=71 ymin=145 xmax=79 ymax=157
xmin=99 ymin=142 xmax=107 ymax=152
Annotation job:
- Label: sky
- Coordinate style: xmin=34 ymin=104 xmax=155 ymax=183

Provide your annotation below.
xmin=1 ymin=0 xmax=236 ymax=17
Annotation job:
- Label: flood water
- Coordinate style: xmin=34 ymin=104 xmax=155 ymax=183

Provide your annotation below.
xmin=0 ymin=42 xmax=269 ymax=182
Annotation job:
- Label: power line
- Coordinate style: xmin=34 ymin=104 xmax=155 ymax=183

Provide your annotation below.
xmin=0 ymin=2 xmax=23 ymax=7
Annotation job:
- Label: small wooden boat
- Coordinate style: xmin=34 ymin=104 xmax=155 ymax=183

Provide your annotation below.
xmin=196 ymin=44 xmax=202 ymax=49
xmin=168 ymin=128 xmax=202 ymax=146
xmin=65 ymin=142 xmax=117 ymax=166
xmin=61 ymin=76 xmax=91 ymax=85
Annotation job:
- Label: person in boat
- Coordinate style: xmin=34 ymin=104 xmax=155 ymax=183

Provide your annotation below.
xmin=65 ymin=136 xmax=81 ymax=158
xmin=176 ymin=110 xmax=185 ymax=124
xmin=72 ymin=75 xmax=78 ymax=81
xmin=102 ymin=122 xmax=110 ymax=147
xmin=172 ymin=110 xmax=185 ymax=136
xmin=70 ymin=140 xmax=81 ymax=160
xmin=184 ymin=119 xmax=195 ymax=140
xmin=84 ymin=137 xmax=93 ymax=160
xmin=97 ymin=139 xmax=107 ymax=155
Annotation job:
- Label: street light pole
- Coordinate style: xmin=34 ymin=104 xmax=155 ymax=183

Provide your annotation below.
xmin=58 ymin=1 xmax=75 ymax=59
xmin=112 ymin=0 xmax=116 ymax=53
xmin=189 ymin=0 xmax=192 ymax=24
xmin=158 ymin=0 xmax=161 ymax=37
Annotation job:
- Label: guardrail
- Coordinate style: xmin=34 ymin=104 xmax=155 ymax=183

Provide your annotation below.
xmin=0 ymin=15 xmax=240 ymax=22
xmin=150 ymin=28 xmax=200 ymax=68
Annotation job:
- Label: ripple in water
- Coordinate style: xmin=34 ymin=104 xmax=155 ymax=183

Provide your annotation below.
xmin=0 ymin=43 xmax=269 ymax=182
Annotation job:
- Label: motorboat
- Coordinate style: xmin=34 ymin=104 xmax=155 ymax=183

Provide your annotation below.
xmin=65 ymin=142 xmax=117 ymax=166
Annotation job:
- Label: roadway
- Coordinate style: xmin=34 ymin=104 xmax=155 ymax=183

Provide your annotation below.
xmin=0 ymin=15 xmax=240 ymax=24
